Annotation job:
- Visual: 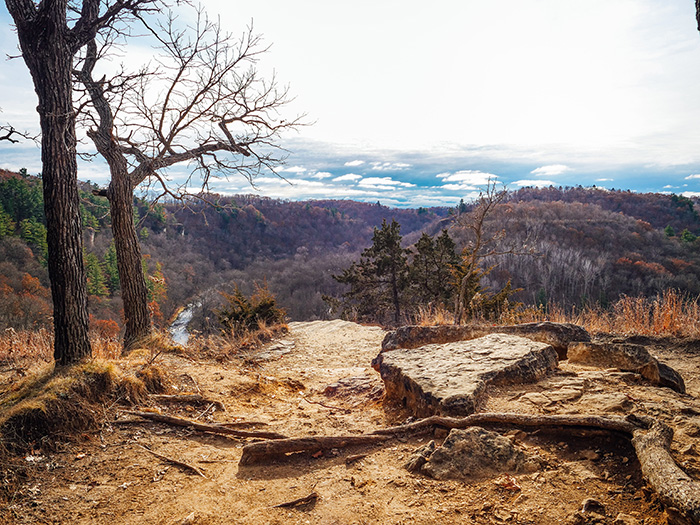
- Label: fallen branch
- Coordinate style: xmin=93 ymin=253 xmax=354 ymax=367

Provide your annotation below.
xmin=239 ymin=435 xmax=390 ymax=465
xmin=301 ymin=395 xmax=350 ymax=413
xmin=126 ymin=411 xmax=287 ymax=440
xmin=150 ymin=394 xmax=225 ymax=411
xmin=272 ymin=491 xmax=318 ymax=508
xmin=137 ymin=444 xmax=207 ymax=478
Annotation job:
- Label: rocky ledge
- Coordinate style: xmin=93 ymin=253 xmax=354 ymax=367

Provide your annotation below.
xmin=373 ymin=333 xmax=558 ymax=417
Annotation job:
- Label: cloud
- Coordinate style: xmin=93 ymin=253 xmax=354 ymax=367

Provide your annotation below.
xmin=344 ymin=160 xmax=365 ymax=167
xmin=310 ymin=171 xmax=333 ymax=179
xmin=280 ymin=165 xmax=307 ymax=173
xmin=436 ymin=170 xmax=498 ymax=186
xmin=513 ymin=179 xmax=557 ymax=188
xmin=358 ymin=176 xmax=416 ymax=189
xmin=530 ymin=164 xmax=571 ymax=176
xmin=682 ymin=191 xmax=700 ymax=198
xmin=685 ymin=174 xmax=700 ymax=180
xmin=333 ymin=173 xmax=362 ymax=182
xmin=370 ymin=161 xmax=412 ymax=171
xmin=595 ymin=178 xmax=613 ymax=182
xmin=663 ymin=184 xmax=676 ymax=189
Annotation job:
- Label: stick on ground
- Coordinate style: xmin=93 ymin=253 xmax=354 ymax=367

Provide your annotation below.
xmin=137 ymin=444 xmax=207 ymax=478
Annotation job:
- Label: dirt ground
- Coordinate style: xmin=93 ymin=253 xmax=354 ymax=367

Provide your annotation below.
xmin=3 ymin=319 xmax=700 ymax=524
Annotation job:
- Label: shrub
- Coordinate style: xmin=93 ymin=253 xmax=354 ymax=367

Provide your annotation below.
xmin=216 ymin=283 xmax=286 ymax=336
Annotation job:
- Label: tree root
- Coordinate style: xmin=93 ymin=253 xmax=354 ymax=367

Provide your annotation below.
xmin=149 ymin=394 xmax=226 ymax=411
xmin=126 ymin=411 xmax=287 ymax=440
xmin=239 ymin=435 xmax=390 ymax=465
xmin=238 ymin=411 xmax=700 ymax=524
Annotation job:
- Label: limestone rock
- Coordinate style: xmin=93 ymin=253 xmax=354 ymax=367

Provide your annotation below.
xmin=375 ymin=333 xmax=558 ymax=417
xmin=568 ymin=342 xmax=686 ymax=393
xmin=418 ymin=427 xmax=539 ymax=480
xmin=379 ymin=321 xmax=590 ymax=360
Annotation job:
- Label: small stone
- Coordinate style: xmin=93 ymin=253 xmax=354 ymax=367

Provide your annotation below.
xmin=613 ymin=513 xmax=640 ymax=525
xmin=580 ymin=449 xmax=600 ymax=461
xmin=581 ymin=497 xmax=606 ymax=515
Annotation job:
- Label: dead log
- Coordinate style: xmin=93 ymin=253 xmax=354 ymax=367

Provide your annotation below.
xmin=239 ymin=435 xmax=390 ymax=465
xmin=632 ymin=419 xmax=700 ymax=524
xmin=126 ymin=411 xmax=287 ymax=440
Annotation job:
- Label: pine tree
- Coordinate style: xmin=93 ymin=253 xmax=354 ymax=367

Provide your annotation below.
xmin=409 ymin=230 xmax=460 ymax=308
xmin=334 ymin=219 xmax=409 ymax=325
xmin=85 ymin=253 xmax=108 ymax=297
xmin=103 ymin=242 xmax=120 ymax=294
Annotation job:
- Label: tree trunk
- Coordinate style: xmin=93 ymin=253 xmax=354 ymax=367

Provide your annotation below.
xmin=7 ymin=2 xmax=92 ymax=365
xmin=109 ymin=176 xmax=151 ymax=350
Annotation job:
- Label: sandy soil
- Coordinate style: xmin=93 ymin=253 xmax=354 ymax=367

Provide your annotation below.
xmin=3 ymin=319 xmax=700 ymax=524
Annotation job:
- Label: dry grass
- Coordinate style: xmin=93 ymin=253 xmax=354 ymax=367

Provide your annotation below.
xmin=185 ymin=320 xmax=289 ymax=362
xmin=412 ymin=290 xmax=700 ymax=338
xmin=515 ymin=289 xmax=700 ymax=338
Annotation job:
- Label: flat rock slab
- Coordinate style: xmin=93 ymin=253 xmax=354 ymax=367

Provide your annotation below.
xmin=375 ymin=333 xmax=558 ymax=417
xmin=379 ymin=321 xmax=590 ymax=360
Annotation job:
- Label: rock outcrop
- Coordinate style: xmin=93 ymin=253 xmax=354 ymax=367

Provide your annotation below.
xmin=374 ymin=333 xmax=558 ymax=417
xmin=379 ymin=321 xmax=590 ymax=360
xmin=408 ymin=427 xmax=540 ymax=480
xmin=568 ymin=342 xmax=686 ymax=393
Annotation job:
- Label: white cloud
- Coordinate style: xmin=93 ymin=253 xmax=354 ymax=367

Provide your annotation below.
xmin=358 ymin=176 xmax=416 ymax=189
xmin=436 ymin=170 xmax=498 ymax=186
xmin=685 ymin=174 xmax=700 ymax=180
xmin=663 ymin=184 xmax=675 ymax=189
xmin=310 ymin=171 xmax=333 ymax=179
xmin=344 ymin=160 xmax=365 ymax=167
xmin=333 ymin=173 xmax=362 ymax=182
xmin=595 ymin=178 xmax=613 ymax=182
xmin=682 ymin=191 xmax=700 ymax=198
xmin=280 ymin=165 xmax=307 ymax=173
xmin=513 ymin=179 xmax=557 ymax=188
xmin=530 ymin=164 xmax=570 ymax=176
xmin=370 ymin=161 xmax=412 ymax=171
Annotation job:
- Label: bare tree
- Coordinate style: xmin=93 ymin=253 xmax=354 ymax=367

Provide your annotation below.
xmin=75 ymin=8 xmax=302 ymax=350
xmin=450 ymin=181 xmax=528 ymax=324
xmin=4 ymin=0 xmax=162 ymax=365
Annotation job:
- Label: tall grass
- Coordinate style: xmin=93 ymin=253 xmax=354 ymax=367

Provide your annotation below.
xmin=414 ymin=290 xmax=700 ymax=338
xmin=516 ymin=289 xmax=700 ymax=337
xmin=0 ymin=329 xmax=123 ymax=367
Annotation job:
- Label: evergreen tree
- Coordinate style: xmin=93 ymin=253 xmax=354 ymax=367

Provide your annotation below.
xmin=103 ymin=242 xmax=120 ymax=294
xmin=409 ymin=230 xmax=460 ymax=308
xmin=19 ymin=218 xmax=48 ymax=263
xmin=85 ymin=252 xmax=108 ymax=297
xmin=0 ymin=203 xmax=15 ymax=237
xmin=333 ymin=219 xmax=409 ymax=325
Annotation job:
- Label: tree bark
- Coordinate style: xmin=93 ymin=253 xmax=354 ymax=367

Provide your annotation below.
xmin=6 ymin=0 xmax=92 ymax=365
xmin=109 ymin=176 xmax=152 ymax=350
xmin=79 ymin=42 xmax=152 ymax=351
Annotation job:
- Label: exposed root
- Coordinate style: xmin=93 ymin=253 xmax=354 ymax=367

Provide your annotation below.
xmin=126 ymin=410 xmax=287 ymax=440
xmin=239 ymin=411 xmax=700 ymax=524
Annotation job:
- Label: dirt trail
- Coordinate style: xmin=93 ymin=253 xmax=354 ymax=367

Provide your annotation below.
xmin=4 ymin=320 xmax=700 ymax=524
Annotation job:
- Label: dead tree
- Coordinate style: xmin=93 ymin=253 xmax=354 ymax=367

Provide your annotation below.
xmin=4 ymin=0 xmax=160 ymax=365
xmin=451 ymin=180 xmax=522 ymax=324
xmin=76 ymin=8 xmax=302 ymax=350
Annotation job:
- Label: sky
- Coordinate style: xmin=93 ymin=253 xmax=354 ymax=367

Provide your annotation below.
xmin=3 ymin=1 xmax=700 ymax=207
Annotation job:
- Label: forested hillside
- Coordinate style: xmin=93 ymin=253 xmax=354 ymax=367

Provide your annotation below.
xmin=2 ymin=168 xmax=700 ymax=334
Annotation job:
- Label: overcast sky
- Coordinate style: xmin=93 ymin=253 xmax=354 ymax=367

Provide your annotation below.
xmin=3 ymin=1 xmax=700 ymax=207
